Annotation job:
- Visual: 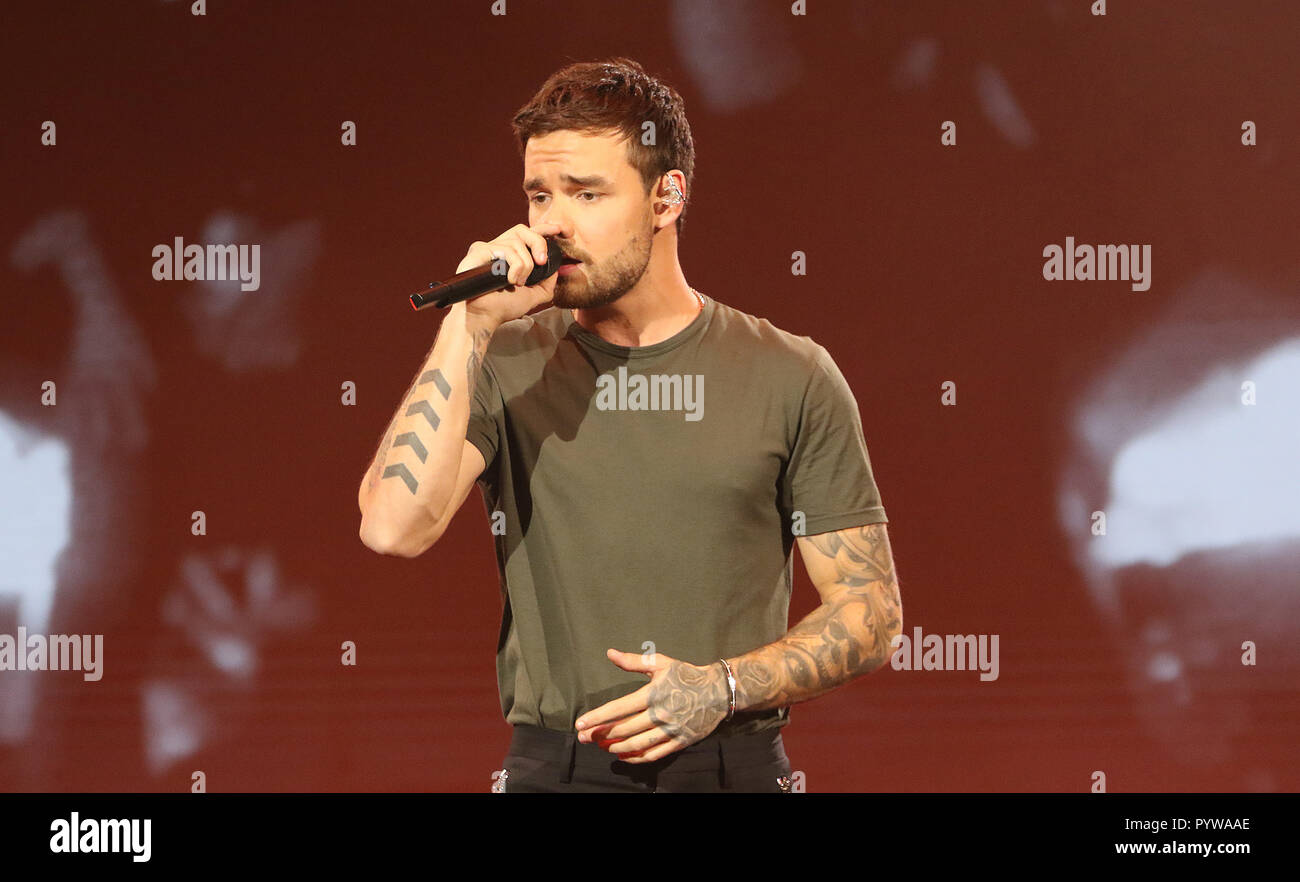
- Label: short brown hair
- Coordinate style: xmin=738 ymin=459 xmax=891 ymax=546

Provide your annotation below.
xmin=512 ymin=57 xmax=696 ymax=236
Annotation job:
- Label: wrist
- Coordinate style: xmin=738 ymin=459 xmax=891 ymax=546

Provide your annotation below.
xmin=717 ymin=658 xmax=737 ymax=721
xmin=457 ymin=303 xmax=501 ymax=336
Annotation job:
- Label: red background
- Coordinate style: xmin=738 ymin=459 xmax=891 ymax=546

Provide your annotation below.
xmin=1 ymin=0 xmax=1297 ymax=792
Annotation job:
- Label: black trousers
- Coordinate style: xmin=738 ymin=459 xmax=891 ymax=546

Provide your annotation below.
xmin=494 ymin=723 xmax=795 ymax=793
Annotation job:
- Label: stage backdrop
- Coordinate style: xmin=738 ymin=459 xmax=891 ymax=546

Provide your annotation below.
xmin=1 ymin=0 xmax=1297 ymax=792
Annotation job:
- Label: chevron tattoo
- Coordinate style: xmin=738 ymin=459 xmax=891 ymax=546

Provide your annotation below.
xmin=368 ymin=367 xmax=454 ymax=495
xmin=404 ymin=399 xmax=440 ymax=431
xmin=392 ymin=431 xmax=428 ymax=463
xmin=382 ymin=462 xmax=418 ymax=494
xmin=418 ymin=369 xmax=453 ymax=398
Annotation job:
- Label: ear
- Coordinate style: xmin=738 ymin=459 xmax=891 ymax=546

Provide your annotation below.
xmin=652 ymin=170 xmax=687 ymax=229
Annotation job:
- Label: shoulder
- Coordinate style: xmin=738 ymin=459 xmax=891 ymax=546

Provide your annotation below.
xmin=707 ymin=299 xmax=833 ymax=379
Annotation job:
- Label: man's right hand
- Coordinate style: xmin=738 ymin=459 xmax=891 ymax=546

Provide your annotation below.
xmin=458 ymin=222 xmax=565 ymax=329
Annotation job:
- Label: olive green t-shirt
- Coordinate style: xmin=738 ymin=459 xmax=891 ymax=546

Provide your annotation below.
xmin=465 ymin=292 xmax=888 ymax=736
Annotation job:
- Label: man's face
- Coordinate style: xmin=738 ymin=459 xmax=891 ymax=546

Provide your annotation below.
xmin=523 ymin=129 xmax=656 ymax=309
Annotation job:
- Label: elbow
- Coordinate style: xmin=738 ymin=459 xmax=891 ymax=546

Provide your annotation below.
xmin=877 ymin=605 xmax=903 ymax=672
xmin=860 ymin=620 xmax=903 ymax=677
xmin=874 ymin=620 xmax=903 ymax=674
xmin=359 ymin=513 xmax=442 ymax=558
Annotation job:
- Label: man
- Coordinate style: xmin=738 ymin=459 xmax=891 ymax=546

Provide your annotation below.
xmin=358 ymin=58 xmax=901 ymax=793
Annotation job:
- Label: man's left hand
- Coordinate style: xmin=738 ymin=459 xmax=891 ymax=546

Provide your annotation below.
xmin=575 ymin=648 xmax=730 ymax=763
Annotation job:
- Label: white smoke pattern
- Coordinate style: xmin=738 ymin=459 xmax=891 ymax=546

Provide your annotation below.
xmin=1059 ymin=267 xmax=1300 ymax=784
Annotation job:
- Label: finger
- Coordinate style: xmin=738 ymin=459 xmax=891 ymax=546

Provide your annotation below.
xmin=457 ymin=240 xmax=493 ymax=274
xmin=576 ymin=702 xmax=647 ymax=743
xmin=608 ymin=727 xmax=674 ymax=761
xmin=575 ymin=686 xmax=649 ymax=735
xmin=531 ymin=272 xmax=557 ymax=303
xmin=481 ymin=244 xmax=509 ymax=283
xmin=528 ymin=220 xmax=564 ymax=239
xmin=519 ymin=276 xmax=556 ymax=314
xmin=606 ymin=648 xmax=662 ymax=675
xmin=622 ymin=736 xmax=687 ymax=764
xmin=580 ymin=717 xmax=634 ymax=747
xmin=491 ymin=241 xmax=530 ymax=287
xmin=582 ymin=712 xmax=655 ymax=744
xmin=506 ymin=241 xmax=535 ymax=287
xmin=515 ymin=224 xmax=553 ymax=265
xmin=585 ymin=709 xmax=656 ymax=746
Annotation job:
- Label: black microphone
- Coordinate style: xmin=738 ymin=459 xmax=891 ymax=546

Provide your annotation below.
xmin=410 ymin=237 xmax=565 ymax=310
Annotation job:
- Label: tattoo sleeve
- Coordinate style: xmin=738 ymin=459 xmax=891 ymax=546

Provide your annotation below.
xmin=728 ymin=522 xmax=902 ymax=713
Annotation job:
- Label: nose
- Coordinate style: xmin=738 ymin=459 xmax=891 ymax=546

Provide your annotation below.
xmin=536 ymin=203 xmax=574 ymax=240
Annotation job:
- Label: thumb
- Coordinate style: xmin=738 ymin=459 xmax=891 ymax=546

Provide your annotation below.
xmin=606 ymin=648 xmax=657 ymax=675
xmin=528 ymin=271 xmax=557 ymax=304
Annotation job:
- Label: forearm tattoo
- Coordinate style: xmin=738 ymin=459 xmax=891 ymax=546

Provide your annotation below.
xmin=369 ymin=322 xmax=492 ymax=496
xmin=733 ymin=523 xmax=902 ymax=712
xmin=465 ymin=326 xmax=491 ymax=393
xmin=367 ymin=365 xmax=454 ymax=496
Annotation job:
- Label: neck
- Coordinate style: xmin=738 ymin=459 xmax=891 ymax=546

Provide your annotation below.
xmin=571 ymin=242 xmax=699 ymax=348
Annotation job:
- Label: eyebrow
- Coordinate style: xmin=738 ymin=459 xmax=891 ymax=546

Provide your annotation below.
xmin=522 ymin=173 xmax=613 ymax=192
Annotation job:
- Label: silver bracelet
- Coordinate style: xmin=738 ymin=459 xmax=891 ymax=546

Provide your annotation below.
xmin=718 ymin=658 xmax=737 ymax=721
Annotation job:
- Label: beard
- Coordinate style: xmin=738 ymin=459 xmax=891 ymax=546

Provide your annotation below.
xmin=551 ymin=218 xmax=654 ymax=309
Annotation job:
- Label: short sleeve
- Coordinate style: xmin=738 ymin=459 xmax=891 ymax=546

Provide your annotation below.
xmin=780 ymin=344 xmax=888 ymax=536
xmin=465 ymin=356 xmax=503 ymax=482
